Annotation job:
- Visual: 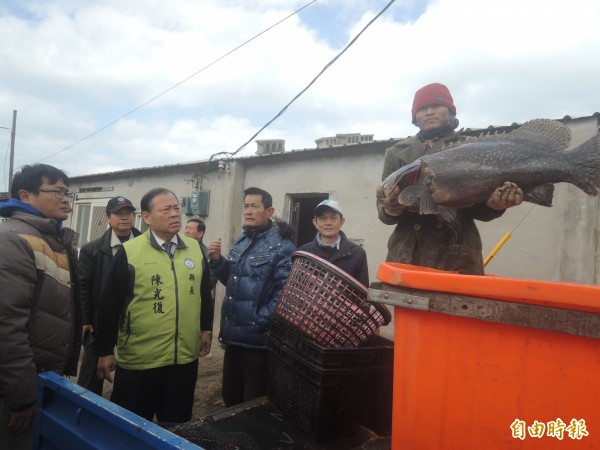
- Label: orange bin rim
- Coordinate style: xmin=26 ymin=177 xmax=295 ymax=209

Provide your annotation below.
xmin=376 ymin=262 xmax=600 ymax=314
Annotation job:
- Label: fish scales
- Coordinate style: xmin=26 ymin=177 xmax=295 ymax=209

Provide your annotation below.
xmin=379 ymin=119 xmax=600 ymax=231
xmin=423 ymin=139 xmax=575 ymax=207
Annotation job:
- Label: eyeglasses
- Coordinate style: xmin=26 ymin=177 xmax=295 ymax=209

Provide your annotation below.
xmin=33 ymin=189 xmax=74 ymax=199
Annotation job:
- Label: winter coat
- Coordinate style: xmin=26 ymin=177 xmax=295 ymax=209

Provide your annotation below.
xmin=94 ymin=231 xmax=214 ymax=368
xmin=78 ymin=226 xmax=141 ymax=326
xmin=297 ymin=230 xmax=369 ymax=287
xmin=377 ymin=130 xmax=504 ymax=275
xmin=211 ymin=221 xmax=296 ymax=349
xmin=0 ymin=211 xmax=81 ymax=410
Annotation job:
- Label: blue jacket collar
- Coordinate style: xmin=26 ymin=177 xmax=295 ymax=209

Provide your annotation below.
xmin=0 ymin=198 xmax=64 ymax=228
xmin=0 ymin=198 xmax=44 ymax=218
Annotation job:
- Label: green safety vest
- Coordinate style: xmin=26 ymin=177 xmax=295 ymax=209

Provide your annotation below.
xmin=116 ymin=232 xmax=204 ymax=370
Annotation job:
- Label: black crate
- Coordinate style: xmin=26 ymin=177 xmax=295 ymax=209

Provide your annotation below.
xmin=267 ymin=332 xmax=393 ymax=442
xmin=269 ymin=319 xmax=394 ymax=370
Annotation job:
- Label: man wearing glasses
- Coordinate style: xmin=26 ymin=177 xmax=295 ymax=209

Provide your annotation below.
xmin=0 ymin=164 xmax=81 ymax=450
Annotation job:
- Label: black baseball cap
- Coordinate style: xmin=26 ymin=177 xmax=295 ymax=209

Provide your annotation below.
xmin=106 ymin=196 xmax=135 ymax=214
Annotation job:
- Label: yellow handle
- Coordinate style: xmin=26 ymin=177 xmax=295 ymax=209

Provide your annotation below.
xmin=483 ymin=231 xmax=512 ymax=267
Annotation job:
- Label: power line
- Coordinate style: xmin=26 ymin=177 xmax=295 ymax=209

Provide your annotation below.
xmin=37 ymin=0 xmax=317 ymax=163
xmin=208 ymin=0 xmax=397 ymax=163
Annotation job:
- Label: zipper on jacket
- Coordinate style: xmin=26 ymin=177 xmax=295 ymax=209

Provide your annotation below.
xmin=123 ymin=311 xmax=131 ymax=346
xmin=166 ymin=251 xmax=180 ymax=365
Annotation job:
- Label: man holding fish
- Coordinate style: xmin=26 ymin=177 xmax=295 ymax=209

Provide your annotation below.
xmin=376 ymin=83 xmax=523 ymax=275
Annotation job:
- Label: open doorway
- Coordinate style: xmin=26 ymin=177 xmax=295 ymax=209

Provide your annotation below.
xmin=288 ymin=193 xmax=329 ymax=247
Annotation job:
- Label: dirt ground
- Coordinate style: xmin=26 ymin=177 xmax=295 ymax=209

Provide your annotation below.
xmin=191 ymin=343 xmax=227 ymax=419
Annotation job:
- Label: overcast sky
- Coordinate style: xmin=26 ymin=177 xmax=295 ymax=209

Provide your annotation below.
xmin=1 ymin=0 xmax=599 ymax=189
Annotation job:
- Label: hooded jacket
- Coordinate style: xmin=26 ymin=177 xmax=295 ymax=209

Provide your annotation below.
xmin=79 ymin=226 xmax=141 ymax=325
xmin=211 ymin=220 xmax=296 ymax=349
xmin=297 ymin=230 xmax=369 ymax=287
xmin=377 ymin=130 xmax=504 ymax=275
xmin=0 ymin=203 xmax=81 ymax=410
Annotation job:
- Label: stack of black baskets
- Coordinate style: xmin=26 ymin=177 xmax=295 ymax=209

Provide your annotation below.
xmin=269 ymin=251 xmax=394 ymax=443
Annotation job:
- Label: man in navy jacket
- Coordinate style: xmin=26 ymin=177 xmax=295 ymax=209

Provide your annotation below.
xmin=208 ymin=187 xmax=295 ymax=407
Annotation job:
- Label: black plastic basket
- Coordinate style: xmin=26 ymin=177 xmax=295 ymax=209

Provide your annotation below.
xmin=269 ymin=319 xmax=393 ymax=370
xmin=274 ymin=251 xmax=391 ymax=348
xmin=267 ymin=332 xmax=393 ymax=442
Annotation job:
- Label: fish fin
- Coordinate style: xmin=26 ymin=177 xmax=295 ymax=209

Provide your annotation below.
xmin=417 ymin=188 xmax=439 ymax=214
xmin=443 ymin=119 xmax=571 ymax=152
xmin=566 ymin=134 xmax=600 ymax=196
xmin=524 ymin=183 xmax=554 ymax=207
xmin=511 ymin=119 xmax=572 ymax=151
xmin=398 ymin=186 xmax=428 ymax=207
xmin=438 ymin=206 xmax=461 ymax=235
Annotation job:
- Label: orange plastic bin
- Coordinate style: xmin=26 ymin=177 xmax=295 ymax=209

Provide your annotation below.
xmin=370 ymin=263 xmax=600 ymax=449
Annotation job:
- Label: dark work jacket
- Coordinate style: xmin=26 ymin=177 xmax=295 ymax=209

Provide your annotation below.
xmin=0 ymin=210 xmax=82 ymax=409
xmin=297 ymin=230 xmax=369 ymax=288
xmin=211 ymin=221 xmax=295 ymax=350
xmin=377 ymin=130 xmax=504 ymax=275
xmin=78 ymin=226 xmax=141 ymax=326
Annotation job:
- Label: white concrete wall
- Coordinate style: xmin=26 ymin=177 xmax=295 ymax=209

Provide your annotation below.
xmin=243 ymin=151 xmax=390 ymax=282
xmin=68 ymin=115 xmax=600 ymax=343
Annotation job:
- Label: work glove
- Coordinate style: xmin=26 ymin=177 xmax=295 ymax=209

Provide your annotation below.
xmin=486 ymin=182 xmax=524 ymax=210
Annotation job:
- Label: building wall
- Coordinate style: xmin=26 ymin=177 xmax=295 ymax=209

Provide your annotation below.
xmin=68 ymin=115 xmax=600 ymax=342
xmin=240 ymin=117 xmax=600 ymax=340
xmin=242 ymin=151 xmax=391 ymax=284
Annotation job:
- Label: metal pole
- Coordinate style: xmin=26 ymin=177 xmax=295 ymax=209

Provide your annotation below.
xmin=8 ymin=110 xmax=17 ymax=191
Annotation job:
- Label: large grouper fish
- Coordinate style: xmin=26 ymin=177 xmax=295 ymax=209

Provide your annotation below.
xmin=379 ymin=118 xmax=600 ymax=232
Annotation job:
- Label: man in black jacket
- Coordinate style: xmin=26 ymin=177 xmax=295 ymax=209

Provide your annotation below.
xmin=77 ymin=196 xmax=141 ymax=395
xmin=298 ymin=199 xmax=369 ymax=287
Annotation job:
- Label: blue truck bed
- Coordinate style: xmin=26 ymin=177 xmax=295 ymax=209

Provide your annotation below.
xmin=34 ymin=372 xmax=203 ymax=450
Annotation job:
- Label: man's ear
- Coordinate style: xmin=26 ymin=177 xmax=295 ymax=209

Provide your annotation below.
xmin=266 ymin=207 xmax=275 ymax=219
xmin=449 ymin=116 xmax=459 ymax=129
xmin=18 ymin=189 xmax=33 ymax=204
xmin=142 ymin=211 xmax=151 ymax=226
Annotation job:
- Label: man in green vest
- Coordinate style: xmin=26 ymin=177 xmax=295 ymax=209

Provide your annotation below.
xmin=94 ymin=187 xmax=214 ymax=425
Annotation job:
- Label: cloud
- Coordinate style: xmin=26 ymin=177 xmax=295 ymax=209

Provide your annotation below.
xmin=0 ymin=0 xmax=599 ymax=188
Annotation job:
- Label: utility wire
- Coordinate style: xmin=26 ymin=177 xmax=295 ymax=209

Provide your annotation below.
xmin=209 ymin=0 xmax=397 ymax=163
xmin=37 ymin=0 xmax=317 ymax=163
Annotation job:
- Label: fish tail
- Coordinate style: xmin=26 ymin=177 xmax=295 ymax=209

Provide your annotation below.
xmin=566 ymin=134 xmax=600 ymax=196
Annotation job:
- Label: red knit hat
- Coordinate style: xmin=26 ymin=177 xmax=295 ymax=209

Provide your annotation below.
xmin=411 ymin=83 xmax=456 ymax=124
